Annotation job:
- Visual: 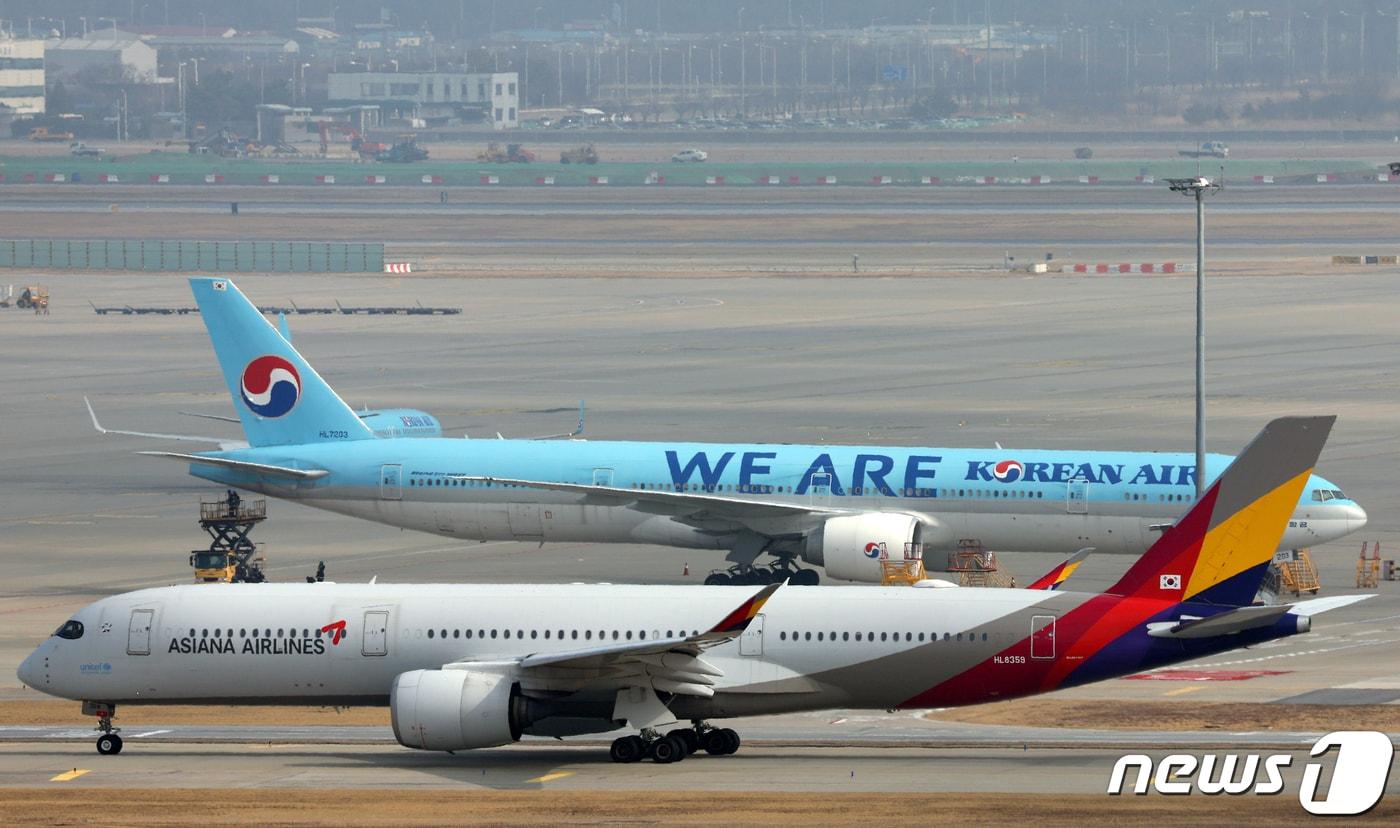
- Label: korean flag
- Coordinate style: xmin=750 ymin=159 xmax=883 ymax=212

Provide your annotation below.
xmin=1159 ymin=573 xmax=1182 ymax=591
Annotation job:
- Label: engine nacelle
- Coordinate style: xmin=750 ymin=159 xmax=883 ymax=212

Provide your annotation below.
xmin=802 ymin=513 xmax=924 ymax=582
xmin=390 ymin=669 xmax=521 ymax=752
xmin=358 ymin=408 xmax=442 ymax=439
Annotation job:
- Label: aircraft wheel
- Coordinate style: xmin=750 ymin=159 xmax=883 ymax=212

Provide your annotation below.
xmin=650 ymin=733 xmax=687 ymax=764
xmin=701 ymin=728 xmax=730 ymax=755
xmin=790 ymin=569 xmax=820 ymax=586
xmin=96 ymin=734 xmax=123 ymax=755
xmin=668 ymin=728 xmax=700 ymax=755
xmin=609 ymin=735 xmax=646 ymax=763
xmin=719 ymin=728 xmax=740 ymax=755
xmin=703 ymin=572 xmax=731 ymax=586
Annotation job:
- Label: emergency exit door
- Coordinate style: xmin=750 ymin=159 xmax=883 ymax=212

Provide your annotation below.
xmin=739 ymin=614 xmax=766 ymax=656
xmin=380 ymin=465 xmax=403 ymax=500
xmin=126 ymin=609 xmax=153 ymax=656
xmin=1030 ymin=615 xmax=1057 ymax=660
xmin=362 ymin=611 xmax=389 ymax=656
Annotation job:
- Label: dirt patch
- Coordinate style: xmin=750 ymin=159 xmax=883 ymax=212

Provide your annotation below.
xmin=925 ymin=698 xmax=1400 ymax=732
xmin=0 ymin=789 xmax=1392 ymax=826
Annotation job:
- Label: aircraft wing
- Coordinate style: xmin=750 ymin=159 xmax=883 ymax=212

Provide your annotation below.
xmin=447 ymin=582 xmax=782 ymax=699
xmin=137 ymin=451 xmax=329 ymax=480
xmin=454 ymin=475 xmax=846 ymax=526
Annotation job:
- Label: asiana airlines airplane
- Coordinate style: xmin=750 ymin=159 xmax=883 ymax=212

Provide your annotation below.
xmin=23 ymin=416 xmax=1372 ymax=761
xmin=88 ymin=278 xmax=1367 ymax=585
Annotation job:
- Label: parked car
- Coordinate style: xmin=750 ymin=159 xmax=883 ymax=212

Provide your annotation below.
xmin=671 ymin=148 xmax=709 ymax=162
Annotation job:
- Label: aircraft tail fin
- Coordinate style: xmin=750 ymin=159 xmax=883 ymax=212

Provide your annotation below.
xmin=1106 ymin=416 xmax=1334 ymax=606
xmin=1026 ymin=547 xmax=1092 ymax=591
xmin=190 ymin=278 xmax=374 ymax=447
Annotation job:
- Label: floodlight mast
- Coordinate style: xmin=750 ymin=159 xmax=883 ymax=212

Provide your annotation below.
xmin=1166 ymin=176 xmax=1222 ymax=498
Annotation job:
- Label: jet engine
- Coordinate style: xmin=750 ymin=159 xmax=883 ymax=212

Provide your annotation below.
xmin=801 ymin=513 xmax=925 ymax=582
xmin=390 ymin=669 xmax=524 ymax=751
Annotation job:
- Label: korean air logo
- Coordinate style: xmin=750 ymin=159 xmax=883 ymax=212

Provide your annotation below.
xmin=864 ymin=542 xmax=885 ymax=559
xmin=992 ymin=460 xmax=1025 ymax=482
xmin=240 ymin=355 xmax=301 ymax=418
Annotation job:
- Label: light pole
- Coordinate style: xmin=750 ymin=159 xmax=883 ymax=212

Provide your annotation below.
xmin=1166 ymin=176 xmax=1222 ymax=498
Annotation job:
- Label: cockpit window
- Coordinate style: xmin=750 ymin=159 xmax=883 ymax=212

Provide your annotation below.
xmin=1332 ymin=490 xmax=1346 ymax=500
xmin=54 ymin=620 xmax=84 ymax=640
xmin=1312 ymin=489 xmax=1333 ymax=502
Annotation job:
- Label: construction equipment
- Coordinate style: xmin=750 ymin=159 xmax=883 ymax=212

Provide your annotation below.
xmin=878 ymin=542 xmax=926 ymax=585
xmin=69 ymin=142 xmax=105 ymax=157
xmin=189 ymin=490 xmax=268 ymax=584
xmin=478 ymin=142 xmax=535 ymax=163
xmin=4 ymin=284 xmax=50 ymax=313
xmin=1262 ymin=548 xmax=1319 ymax=597
xmin=560 ymin=144 xmax=599 ymax=164
xmin=377 ymin=134 xmax=428 ymax=163
xmin=29 ymin=126 xmax=75 ymax=142
xmin=945 ymin=539 xmax=1016 ymax=588
xmin=1179 ymin=140 xmax=1229 ymax=159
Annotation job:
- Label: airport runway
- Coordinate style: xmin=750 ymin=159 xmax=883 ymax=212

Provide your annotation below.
xmin=1 ymin=272 xmax=1398 ymax=812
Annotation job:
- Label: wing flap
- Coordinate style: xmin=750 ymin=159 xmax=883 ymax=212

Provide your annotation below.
xmin=454 ymin=475 xmax=842 ymax=520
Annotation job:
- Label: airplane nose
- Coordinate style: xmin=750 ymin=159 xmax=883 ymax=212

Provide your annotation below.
xmin=16 ymin=650 xmax=38 ymax=689
xmin=1347 ymin=503 xmax=1368 ymax=534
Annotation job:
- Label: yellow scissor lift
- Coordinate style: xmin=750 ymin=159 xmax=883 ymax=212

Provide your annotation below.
xmin=878 ymin=542 xmax=927 ymax=585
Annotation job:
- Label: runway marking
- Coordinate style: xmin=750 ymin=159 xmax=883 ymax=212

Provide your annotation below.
xmin=1126 ymin=670 xmax=1289 ymax=682
xmin=1163 ymin=686 xmax=1206 ymax=697
xmin=50 ymin=769 xmax=89 ymax=782
xmin=131 ymin=730 xmax=170 ymax=738
xmin=526 ymin=771 xmax=574 ymax=784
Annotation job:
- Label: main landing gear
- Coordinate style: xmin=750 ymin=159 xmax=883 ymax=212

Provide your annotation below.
xmin=84 ymin=701 xmax=122 ymax=755
xmin=704 ymin=561 xmax=819 ymax=586
xmin=609 ymin=722 xmax=741 ymax=764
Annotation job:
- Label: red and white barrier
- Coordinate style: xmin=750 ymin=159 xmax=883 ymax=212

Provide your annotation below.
xmin=1135 ymin=175 xmax=1156 ymax=184
xmin=147 ymin=173 xmax=168 ymax=184
xmin=421 ymin=174 xmax=443 ymax=185
xmin=1253 ymin=175 xmax=1275 ymax=184
xmin=1073 ymin=262 xmax=1178 ymax=274
xmin=588 ymin=175 xmax=608 ymax=185
xmin=534 ymin=176 xmax=555 ymax=185
xmin=480 ymin=174 xmax=499 ymax=185
xmin=99 ymin=173 xmax=119 ymax=183
xmin=261 ymin=174 xmax=280 ymax=184
xmin=22 ymin=173 xmax=36 ymax=183
xmin=1316 ymin=173 xmax=1338 ymax=183
xmin=871 ymin=175 xmax=893 ymax=185
xmin=982 ymin=176 xmax=997 ymax=185
xmin=365 ymin=174 xmax=386 ymax=184
xmin=920 ymin=176 xmax=940 ymax=185
xmin=818 ymin=175 xmax=838 ymax=185
xmin=204 ymin=174 xmax=224 ymax=184
xmin=384 ymin=262 xmax=413 ymax=274
xmin=1378 ymin=173 xmax=1400 ymax=183
xmin=1078 ymin=175 xmax=1100 ymax=184
xmin=315 ymin=174 xmax=335 ymax=185
xmin=46 ymin=173 xmax=66 ymax=183
xmin=1030 ymin=175 xmax=1051 ymax=185
xmin=788 ymin=175 xmax=801 ymax=185
xmin=644 ymin=173 xmax=665 ymax=185
xmin=759 ymin=175 xmax=781 ymax=185
xmin=705 ymin=176 xmax=725 ymax=185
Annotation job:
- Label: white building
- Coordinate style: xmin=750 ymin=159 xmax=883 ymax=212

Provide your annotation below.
xmin=45 ymin=34 xmax=158 ymax=84
xmin=0 ymin=37 xmax=45 ymax=115
xmin=327 ymin=71 xmax=518 ymax=129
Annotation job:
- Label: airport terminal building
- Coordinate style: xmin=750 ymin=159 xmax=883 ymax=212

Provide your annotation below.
xmin=0 ymin=37 xmax=44 ymax=115
xmin=326 ymin=71 xmax=518 ymax=129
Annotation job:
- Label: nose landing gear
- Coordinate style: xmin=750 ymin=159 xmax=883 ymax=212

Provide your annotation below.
xmin=83 ymin=701 xmax=122 ymax=755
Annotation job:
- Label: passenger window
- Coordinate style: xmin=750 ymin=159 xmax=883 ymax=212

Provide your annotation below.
xmin=428 ymin=629 xmax=435 ymax=639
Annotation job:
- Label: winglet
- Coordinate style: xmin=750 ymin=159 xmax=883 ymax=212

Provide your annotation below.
xmin=704 ymin=581 xmax=782 ymax=638
xmin=1026 ymin=547 xmax=1093 ymax=591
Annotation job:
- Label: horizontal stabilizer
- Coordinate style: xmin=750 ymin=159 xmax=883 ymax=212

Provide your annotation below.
xmin=1147 ymin=604 xmax=1288 ymax=639
xmin=86 ymin=397 xmax=246 ymax=450
xmin=137 ymin=451 xmax=328 ymax=480
xmin=1287 ymin=594 xmax=1376 ymax=617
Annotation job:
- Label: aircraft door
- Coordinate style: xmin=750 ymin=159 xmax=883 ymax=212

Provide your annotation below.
xmin=1065 ymin=478 xmax=1088 ymax=514
xmin=508 ymin=503 xmax=543 ymax=539
xmin=126 ymin=608 xmax=154 ymax=656
xmin=380 ymin=464 xmax=403 ymax=500
xmin=592 ymin=467 xmax=614 ymax=486
xmin=739 ymin=614 xmax=765 ymax=656
xmin=362 ymin=610 xmax=389 ymax=656
xmin=1030 ymin=615 xmax=1056 ymax=660
xmin=807 ymin=473 xmax=832 ymax=507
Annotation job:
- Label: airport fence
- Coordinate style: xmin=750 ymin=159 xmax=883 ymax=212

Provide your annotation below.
xmin=0 ymin=240 xmax=385 ymax=273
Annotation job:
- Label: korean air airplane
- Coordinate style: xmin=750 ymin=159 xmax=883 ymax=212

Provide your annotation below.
xmin=91 ymin=278 xmax=1367 ymax=585
xmin=23 ymin=416 xmax=1373 ymax=761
